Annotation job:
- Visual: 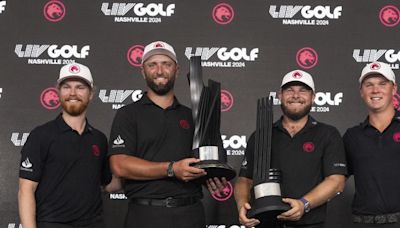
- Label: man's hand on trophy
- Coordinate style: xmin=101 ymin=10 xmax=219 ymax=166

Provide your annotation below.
xmin=277 ymin=198 xmax=305 ymax=221
xmin=206 ymin=177 xmax=227 ymax=196
xmin=173 ymin=158 xmax=206 ymax=182
xmin=239 ymin=202 xmax=260 ymax=228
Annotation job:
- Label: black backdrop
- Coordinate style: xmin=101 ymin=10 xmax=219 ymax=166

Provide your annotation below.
xmin=1 ymin=1 xmax=400 ymax=227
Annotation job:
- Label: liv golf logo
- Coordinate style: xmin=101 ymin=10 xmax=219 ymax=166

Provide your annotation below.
xmin=0 ymin=1 xmax=6 ymax=14
xmin=101 ymin=3 xmax=175 ymax=23
xmin=353 ymin=49 xmax=400 ymax=69
xmin=15 ymin=44 xmax=90 ymax=65
xmin=269 ymin=5 xmax=342 ymax=26
xmin=185 ymin=46 xmax=259 ymax=68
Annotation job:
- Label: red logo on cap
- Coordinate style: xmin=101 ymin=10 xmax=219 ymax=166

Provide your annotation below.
xmin=211 ymin=181 xmax=234 ymax=201
xmin=303 ymin=142 xmax=315 ymax=153
xmin=127 ymin=45 xmax=144 ymax=67
xmin=370 ymin=63 xmax=381 ymax=70
xmin=69 ymin=65 xmax=80 ymax=74
xmin=296 ymin=47 xmax=318 ymax=69
xmin=40 ymin=87 xmax=60 ymax=110
xmin=292 ymin=71 xmax=303 ymax=79
xmin=221 ymin=89 xmax=234 ymax=112
xmin=212 ymin=3 xmax=234 ymax=25
xmin=393 ymin=132 xmax=400 ymax=142
xmin=379 ymin=5 xmax=400 ymax=27
xmin=43 ymin=0 xmax=66 ymax=23
xmin=179 ymin=120 xmax=190 ymax=129
xmin=154 ymin=42 xmax=164 ymax=48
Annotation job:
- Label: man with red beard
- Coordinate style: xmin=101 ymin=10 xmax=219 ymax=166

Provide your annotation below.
xmin=235 ymin=70 xmax=347 ymax=228
xmin=344 ymin=61 xmax=400 ymax=227
xmin=18 ymin=63 xmax=112 ymax=228
xmin=108 ymin=41 xmax=220 ymax=228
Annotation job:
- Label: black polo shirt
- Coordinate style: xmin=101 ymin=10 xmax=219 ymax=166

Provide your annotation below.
xmin=19 ymin=114 xmax=111 ymax=225
xmin=344 ymin=110 xmax=400 ymax=215
xmin=108 ymin=93 xmax=203 ymax=199
xmin=240 ymin=116 xmax=347 ymax=226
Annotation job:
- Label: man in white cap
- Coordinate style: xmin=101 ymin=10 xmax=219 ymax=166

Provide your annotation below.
xmin=235 ymin=70 xmax=347 ymax=228
xmin=343 ymin=61 xmax=400 ymax=227
xmin=109 ymin=41 xmax=220 ymax=228
xmin=18 ymin=62 xmax=113 ymax=228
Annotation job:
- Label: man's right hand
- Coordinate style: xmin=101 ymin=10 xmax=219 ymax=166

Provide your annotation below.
xmin=173 ymin=158 xmax=206 ymax=182
xmin=239 ymin=202 xmax=260 ymax=228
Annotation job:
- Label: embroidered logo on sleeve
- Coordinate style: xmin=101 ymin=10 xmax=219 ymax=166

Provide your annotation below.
xmin=112 ymin=135 xmax=125 ymax=148
xmin=20 ymin=158 xmax=33 ymax=172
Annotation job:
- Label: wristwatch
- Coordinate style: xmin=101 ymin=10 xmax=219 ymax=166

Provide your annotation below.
xmin=299 ymin=197 xmax=311 ymax=213
xmin=167 ymin=161 xmax=175 ymax=177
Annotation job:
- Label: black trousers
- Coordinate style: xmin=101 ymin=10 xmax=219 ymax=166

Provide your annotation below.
xmin=124 ymin=201 xmax=205 ymax=228
xmin=37 ymin=220 xmax=105 ymax=228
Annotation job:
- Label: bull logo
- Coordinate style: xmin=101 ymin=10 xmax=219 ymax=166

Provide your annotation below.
xmin=296 ymin=47 xmax=318 ymax=69
xmin=379 ymin=5 xmax=400 ymax=27
xmin=393 ymin=132 xmax=400 ymax=142
xmin=221 ymin=89 xmax=234 ymax=112
xmin=303 ymin=142 xmax=315 ymax=153
xmin=40 ymin=87 xmax=60 ymax=110
xmin=212 ymin=3 xmax=234 ymax=25
xmin=43 ymin=0 xmax=66 ymax=22
xmin=370 ymin=63 xmax=381 ymax=70
xmin=127 ymin=45 xmax=144 ymax=67
xmin=211 ymin=181 xmax=234 ymax=201
xmin=393 ymin=93 xmax=400 ymax=111
xmin=292 ymin=71 xmax=303 ymax=79
xmin=69 ymin=65 xmax=80 ymax=74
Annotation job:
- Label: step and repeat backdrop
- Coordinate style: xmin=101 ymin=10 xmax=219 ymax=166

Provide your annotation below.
xmin=1 ymin=0 xmax=400 ymax=227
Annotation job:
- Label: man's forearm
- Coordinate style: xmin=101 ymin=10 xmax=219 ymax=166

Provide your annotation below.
xmin=234 ymin=177 xmax=253 ymax=211
xmin=302 ymin=174 xmax=345 ymax=209
xmin=110 ymin=154 xmax=169 ymax=180
xmin=18 ymin=180 xmax=37 ymax=228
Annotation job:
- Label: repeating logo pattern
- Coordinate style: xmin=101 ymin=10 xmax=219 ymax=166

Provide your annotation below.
xmin=221 ymin=90 xmax=234 ymax=112
xmin=379 ymin=5 xmax=400 ymax=27
xmin=296 ymin=47 xmax=318 ymax=69
xmin=127 ymin=45 xmax=144 ymax=67
xmin=212 ymin=3 xmax=234 ymax=25
xmin=40 ymin=87 xmax=60 ymax=110
xmin=43 ymin=0 xmax=66 ymax=22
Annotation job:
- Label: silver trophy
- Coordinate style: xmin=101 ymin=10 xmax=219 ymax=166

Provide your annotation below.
xmin=247 ymin=97 xmax=290 ymax=226
xmin=187 ymin=56 xmax=236 ymax=183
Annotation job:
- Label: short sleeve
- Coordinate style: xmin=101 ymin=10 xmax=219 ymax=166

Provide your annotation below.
xmin=19 ymin=129 xmax=44 ymax=182
xmin=322 ymin=127 xmax=348 ymax=177
xmin=108 ymin=107 xmax=137 ymax=157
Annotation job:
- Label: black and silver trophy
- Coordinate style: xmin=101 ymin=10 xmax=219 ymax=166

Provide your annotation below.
xmin=247 ymin=97 xmax=290 ymax=225
xmin=187 ymin=56 xmax=236 ymax=183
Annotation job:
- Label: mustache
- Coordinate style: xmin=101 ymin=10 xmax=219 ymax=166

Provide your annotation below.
xmin=64 ymin=96 xmax=83 ymax=102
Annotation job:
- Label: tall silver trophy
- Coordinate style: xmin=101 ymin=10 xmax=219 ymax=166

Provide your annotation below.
xmin=247 ymin=97 xmax=290 ymax=225
xmin=187 ymin=56 xmax=236 ymax=183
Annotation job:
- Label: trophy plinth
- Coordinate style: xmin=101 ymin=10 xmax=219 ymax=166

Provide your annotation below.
xmin=248 ymin=169 xmax=290 ymax=224
xmin=192 ymin=146 xmax=236 ymax=182
xmin=188 ymin=56 xmax=236 ymax=183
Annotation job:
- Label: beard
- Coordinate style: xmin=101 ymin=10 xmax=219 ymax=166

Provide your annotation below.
xmin=60 ymin=98 xmax=89 ymax=116
xmin=281 ymin=102 xmax=312 ymax=121
xmin=145 ymin=75 xmax=175 ymax=96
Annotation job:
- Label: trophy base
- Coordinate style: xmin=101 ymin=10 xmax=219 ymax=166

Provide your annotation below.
xmin=192 ymin=161 xmax=236 ymax=183
xmin=248 ymin=195 xmax=291 ymax=226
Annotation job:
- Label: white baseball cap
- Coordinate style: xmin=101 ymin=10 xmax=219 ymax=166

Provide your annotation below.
xmin=58 ymin=62 xmax=93 ymax=88
xmin=281 ymin=70 xmax=315 ymax=92
xmin=359 ymin=61 xmax=395 ymax=84
xmin=141 ymin=41 xmax=177 ymax=64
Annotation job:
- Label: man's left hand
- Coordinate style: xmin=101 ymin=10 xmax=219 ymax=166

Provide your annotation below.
xmin=277 ymin=198 xmax=305 ymax=221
